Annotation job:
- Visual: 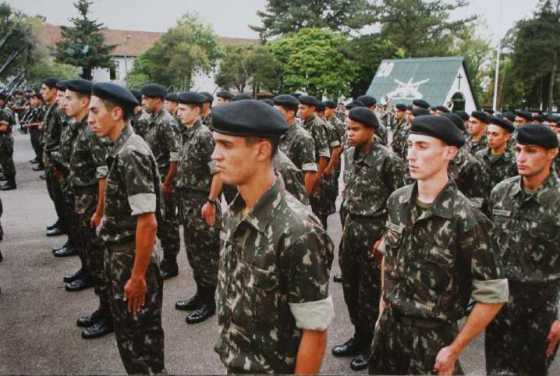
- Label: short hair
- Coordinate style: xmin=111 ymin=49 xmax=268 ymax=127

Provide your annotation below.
xmin=100 ymin=97 xmax=133 ymax=121
xmin=244 ymin=135 xmax=280 ymax=158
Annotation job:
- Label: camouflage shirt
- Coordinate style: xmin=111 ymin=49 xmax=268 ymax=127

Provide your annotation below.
xmin=302 ymin=115 xmax=331 ymax=162
xmin=476 ymin=148 xmax=518 ymax=189
xmin=279 ymin=123 xmax=317 ymax=173
xmin=175 ymin=120 xmax=216 ymax=194
xmin=327 ymin=115 xmax=346 ymax=143
xmin=215 ymin=179 xmax=334 ymax=374
xmin=141 ymin=109 xmax=180 ymax=179
xmin=131 ymin=110 xmax=147 ymax=139
xmin=20 ymin=106 xmax=45 ymax=127
xmin=383 ymin=181 xmax=509 ymax=323
xmin=273 ymin=150 xmax=309 ymax=206
xmin=52 ymin=117 xmax=81 ymax=174
xmin=448 ymin=147 xmax=491 ymax=209
xmin=390 ymin=118 xmax=409 ymax=160
xmin=68 ymin=118 xmax=110 ymax=188
xmin=465 ymin=134 xmax=488 ymax=155
xmin=490 ymin=174 xmax=560 ymax=284
xmin=41 ymin=104 xmax=64 ymax=161
xmin=343 ymin=142 xmax=405 ymax=217
xmin=100 ymin=125 xmax=160 ymax=245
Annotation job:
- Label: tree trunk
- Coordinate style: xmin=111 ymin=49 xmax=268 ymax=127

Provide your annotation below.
xmin=549 ymin=51 xmax=557 ymax=111
xmin=81 ymin=67 xmax=92 ymax=80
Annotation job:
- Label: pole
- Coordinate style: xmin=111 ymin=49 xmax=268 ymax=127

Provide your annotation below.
xmin=492 ymin=0 xmax=503 ymax=111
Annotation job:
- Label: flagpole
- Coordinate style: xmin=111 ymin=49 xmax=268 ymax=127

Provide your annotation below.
xmin=492 ymin=0 xmax=503 ymax=112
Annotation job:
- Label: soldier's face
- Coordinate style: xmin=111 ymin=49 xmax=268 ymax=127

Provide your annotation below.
xmin=274 ymin=105 xmax=296 ymax=123
xmin=515 ymin=144 xmax=558 ymax=177
xmin=346 ymin=119 xmax=373 ymax=146
xmin=212 ymin=133 xmax=266 ymax=186
xmin=216 ymin=97 xmax=229 ymax=106
xmin=487 ymin=125 xmax=510 ymax=150
xmin=30 ymin=97 xmax=41 ymax=107
xmin=324 ymin=107 xmax=335 ymax=118
xmin=142 ymin=96 xmax=161 ymax=113
xmin=549 ymin=123 xmax=560 ymax=135
xmin=395 ymin=110 xmax=405 ymax=120
xmin=177 ymin=104 xmax=200 ymax=125
xmin=88 ymin=96 xmax=121 ymax=140
xmin=298 ymin=104 xmax=314 ymax=120
xmin=514 ymin=117 xmax=528 ymax=127
xmin=468 ymin=117 xmax=486 ymax=136
xmin=407 ymin=134 xmax=457 ymax=181
xmin=405 ymin=111 xmax=414 ymax=124
xmin=164 ymin=100 xmax=177 ymax=114
xmin=64 ymin=90 xmax=89 ymax=119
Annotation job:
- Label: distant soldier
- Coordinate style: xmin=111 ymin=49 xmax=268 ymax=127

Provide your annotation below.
xmin=215 ymin=90 xmax=233 ymax=106
xmin=369 ymin=115 xmax=508 ymax=375
xmin=140 ymin=84 xmax=181 ymax=280
xmin=0 ymin=103 xmax=16 ymax=191
xmin=465 ymin=111 xmax=490 ymax=155
xmin=89 ymin=82 xmax=165 ymax=374
xmin=200 ymin=92 xmax=213 ymax=126
xmin=164 ymin=92 xmax=179 ymax=118
xmin=21 ymin=91 xmax=46 ymax=170
xmin=389 ymin=103 xmax=408 ymax=159
xmin=514 ymin=110 xmax=533 ymax=127
xmin=358 ymin=95 xmax=388 ymax=145
xmin=129 ymin=89 xmax=146 ymax=138
xmin=174 ymin=92 xmax=222 ymax=324
xmin=486 ymin=125 xmax=560 ymax=376
xmin=212 ymin=100 xmax=334 ymax=374
xmin=332 ymin=108 xmax=405 ymax=371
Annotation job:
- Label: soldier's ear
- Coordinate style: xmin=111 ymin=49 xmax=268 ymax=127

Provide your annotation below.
xmin=444 ymin=145 xmax=458 ymax=161
xmin=547 ymin=148 xmax=559 ymax=161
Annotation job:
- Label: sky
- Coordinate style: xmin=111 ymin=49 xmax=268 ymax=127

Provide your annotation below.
xmin=8 ymin=0 xmax=540 ymax=44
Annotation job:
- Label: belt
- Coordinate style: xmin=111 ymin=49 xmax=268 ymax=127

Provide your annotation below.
xmin=390 ymin=308 xmax=450 ymax=329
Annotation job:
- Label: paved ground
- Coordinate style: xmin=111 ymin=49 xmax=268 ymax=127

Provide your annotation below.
xmin=0 ymin=132 xmax=558 ymax=375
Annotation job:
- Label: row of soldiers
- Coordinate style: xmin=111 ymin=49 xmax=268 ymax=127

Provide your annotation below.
xmin=17 ymin=74 xmax=560 ymax=375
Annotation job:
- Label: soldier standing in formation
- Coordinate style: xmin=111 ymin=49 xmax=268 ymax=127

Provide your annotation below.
xmin=332 ymin=107 xmax=405 ymax=371
xmin=89 ymin=82 xmax=165 ymax=374
xmin=211 ymin=99 xmax=334 ymax=374
xmin=174 ymin=92 xmax=222 ymax=324
xmin=21 ymin=91 xmax=46 ymax=170
xmin=370 ymin=115 xmax=508 ymax=375
xmin=389 ymin=103 xmax=409 ymax=160
xmin=0 ymin=102 xmax=16 ymax=190
xmin=466 ymin=111 xmax=490 ymax=155
xmin=139 ymin=84 xmax=181 ymax=280
xmin=486 ymin=125 xmax=560 ymax=376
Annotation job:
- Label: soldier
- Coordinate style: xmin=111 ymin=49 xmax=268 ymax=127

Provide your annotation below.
xmin=369 ymin=115 xmax=508 ymax=375
xmin=476 ymin=116 xmax=517 ymax=189
xmin=514 ymin=110 xmax=532 ymax=127
xmin=215 ymin=90 xmax=233 ymax=106
xmin=211 ymin=99 xmax=334 ymax=374
xmin=390 ymin=103 xmax=408 ymax=159
xmin=62 ymin=79 xmax=113 ymax=337
xmin=274 ymin=95 xmax=317 ymax=196
xmin=21 ymin=91 xmax=46 ymax=171
xmin=174 ymin=92 xmax=222 ymax=324
xmin=139 ymin=84 xmax=181 ymax=280
xmin=273 ymin=150 xmax=309 ymax=205
xmin=130 ymin=89 xmax=146 ymax=138
xmin=358 ymin=95 xmax=388 ymax=145
xmin=0 ymin=102 xmax=16 ymax=190
xmin=164 ymin=92 xmax=179 ymax=117
xmin=324 ymin=100 xmax=345 ymax=142
xmin=466 ymin=111 xmax=490 ymax=155
xmin=332 ymin=108 xmax=405 ymax=371
xmin=486 ymin=125 xmax=560 ymax=376
xmin=412 ymin=99 xmax=430 ymax=111
xmin=200 ymin=92 xmax=213 ymax=126
xmin=89 ymin=82 xmax=165 ymax=374
xmin=435 ymin=105 xmax=450 ymax=115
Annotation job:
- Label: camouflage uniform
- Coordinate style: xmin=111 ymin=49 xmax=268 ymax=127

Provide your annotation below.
xmin=486 ymin=174 xmax=560 ymax=376
xmin=340 ymin=142 xmax=405 ymax=352
xmin=448 ymin=147 xmax=491 ymax=211
xmin=99 ymin=125 xmax=164 ymax=374
xmin=68 ymin=118 xmax=110 ymax=316
xmin=476 ymin=148 xmax=518 ymax=190
xmin=465 ymin=134 xmax=488 ymax=155
xmin=370 ymin=181 xmax=508 ymax=375
xmin=176 ymin=120 xmax=221 ymax=297
xmin=279 ymin=123 xmax=318 ymax=174
xmin=390 ymin=118 xmax=409 ymax=160
xmin=215 ymin=179 xmax=334 ymax=374
xmin=130 ymin=110 xmax=147 ymax=139
xmin=21 ymin=105 xmax=45 ymax=164
xmin=142 ymin=109 xmax=181 ymax=267
xmin=273 ymin=150 xmax=309 ymax=205
xmin=0 ymin=109 xmax=15 ymax=182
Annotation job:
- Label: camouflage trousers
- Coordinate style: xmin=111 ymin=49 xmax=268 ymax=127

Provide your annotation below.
xmin=310 ymin=173 xmax=337 ymax=229
xmin=0 ymin=135 xmax=15 ymax=179
xmin=157 ymin=188 xmax=180 ymax=264
xmin=485 ymin=284 xmax=559 ymax=376
xmin=45 ymin=167 xmax=67 ymax=232
xmin=179 ymin=193 xmax=221 ymax=289
xmin=339 ymin=215 xmax=384 ymax=349
xmin=74 ymin=187 xmax=110 ymax=312
xmin=61 ymin=182 xmax=81 ymax=256
xmin=369 ymin=308 xmax=462 ymax=375
xmin=106 ymin=241 xmax=165 ymax=374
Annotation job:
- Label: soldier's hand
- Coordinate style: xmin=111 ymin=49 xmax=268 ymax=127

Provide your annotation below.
xmin=546 ymin=320 xmax=560 ymax=357
xmin=434 ymin=346 xmax=459 ymax=376
xmin=201 ymin=201 xmax=216 ymax=226
xmin=371 ymin=238 xmax=384 ymax=262
xmin=124 ymin=275 xmax=147 ymax=314
xmin=161 ymin=182 xmax=172 ymax=201
xmin=90 ymin=211 xmax=102 ymax=229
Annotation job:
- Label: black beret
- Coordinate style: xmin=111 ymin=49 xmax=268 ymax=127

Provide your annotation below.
xmin=471 ymin=111 xmax=491 ymax=124
xmin=216 ymin=90 xmax=233 ymax=100
xmin=211 ymin=99 xmax=288 ymax=137
xmin=65 ymin=79 xmax=92 ymax=95
xmin=489 ymin=116 xmax=515 ymax=133
xmin=517 ymin=124 xmax=559 ymax=149
xmin=261 ymin=98 xmax=274 ymax=107
xmin=92 ymin=82 xmax=139 ymax=112
xmin=435 ymin=105 xmax=449 ymax=113
xmin=515 ymin=110 xmax=533 ymax=121
xmin=483 ymin=107 xmax=495 ymax=114
xmin=177 ymin=91 xmax=205 ymax=105
xmin=200 ymin=92 xmax=214 ymax=103
xmin=232 ymin=93 xmax=252 ymax=101
xmin=410 ymin=115 xmax=465 ymax=147
xmin=165 ymin=92 xmax=178 ymax=102
xmin=55 ymin=80 xmax=68 ymax=91
xmin=346 ymin=100 xmax=365 ymax=110
xmin=502 ymin=111 xmax=516 ymax=122
xmin=455 ymin=111 xmax=469 ymax=121
xmin=316 ymin=102 xmax=326 ymax=112
xmin=141 ymin=83 xmax=167 ymax=98
xmin=130 ymin=89 xmax=142 ymax=103
xmin=547 ymin=114 xmax=560 ymax=124
xmin=442 ymin=112 xmax=466 ymax=132
xmin=324 ymin=100 xmax=337 ymax=109
xmin=349 ymin=107 xmax=379 ymax=129
xmin=395 ymin=103 xmax=407 ymax=111
xmin=43 ymin=78 xmax=59 ymax=88
xmin=413 ymin=99 xmax=430 ymax=109
xmin=533 ymin=114 xmax=545 ymax=123
xmin=299 ymin=95 xmax=320 ymax=108
xmin=273 ymin=95 xmax=299 ymax=111
xmin=357 ymin=95 xmax=376 ymax=107
xmin=412 ymin=108 xmax=431 ymax=117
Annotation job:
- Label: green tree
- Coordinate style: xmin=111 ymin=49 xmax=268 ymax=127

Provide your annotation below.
xmin=251 ymin=0 xmax=375 ymax=40
xmin=128 ymin=14 xmax=222 ymax=90
xmin=54 ymin=0 xmax=115 ymax=80
xmin=374 ymin=0 xmax=475 ymax=58
xmin=267 ymin=28 xmax=357 ymax=98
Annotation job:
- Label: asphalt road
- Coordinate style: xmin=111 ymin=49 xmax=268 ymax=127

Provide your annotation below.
xmin=0 ymin=131 xmax=558 ymax=375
